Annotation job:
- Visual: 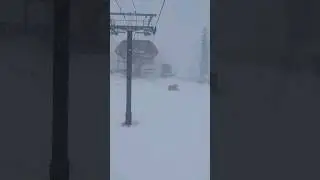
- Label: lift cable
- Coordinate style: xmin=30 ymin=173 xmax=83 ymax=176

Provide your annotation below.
xmin=131 ymin=0 xmax=136 ymax=12
xmin=112 ymin=0 xmax=127 ymax=21
xmin=155 ymin=0 xmax=166 ymax=27
xmin=131 ymin=0 xmax=138 ymax=27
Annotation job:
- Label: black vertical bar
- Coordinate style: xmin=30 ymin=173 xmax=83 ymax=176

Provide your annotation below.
xmin=287 ymin=0 xmax=311 ymax=49
xmin=50 ymin=0 xmax=70 ymax=179
xmin=285 ymin=0 xmax=312 ymax=72
xmin=23 ymin=0 xmax=28 ymax=34
xmin=124 ymin=30 xmax=133 ymax=126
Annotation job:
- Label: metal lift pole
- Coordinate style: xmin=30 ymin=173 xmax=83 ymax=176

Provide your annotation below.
xmin=50 ymin=0 xmax=70 ymax=179
xmin=110 ymin=12 xmax=156 ymax=127
xmin=124 ymin=30 xmax=133 ymax=126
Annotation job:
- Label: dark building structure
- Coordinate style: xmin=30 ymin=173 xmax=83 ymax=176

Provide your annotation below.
xmin=215 ymin=0 xmax=320 ymax=179
xmin=115 ymin=40 xmax=158 ymax=77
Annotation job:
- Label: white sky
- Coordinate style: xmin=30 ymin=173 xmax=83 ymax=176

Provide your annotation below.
xmin=110 ymin=0 xmax=210 ymax=76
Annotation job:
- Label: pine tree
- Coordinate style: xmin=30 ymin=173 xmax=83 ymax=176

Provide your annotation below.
xmin=199 ymin=27 xmax=209 ymax=82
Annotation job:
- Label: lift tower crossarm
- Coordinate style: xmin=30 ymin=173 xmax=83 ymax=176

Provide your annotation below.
xmin=110 ymin=12 xmax=157 ymax=35
xmin=110 ymin=12 xmax=157 ymax=17
xmin=110 ymin=25 xmax=154 ymax=32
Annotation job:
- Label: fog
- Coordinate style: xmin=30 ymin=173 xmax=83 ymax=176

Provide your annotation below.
xmin=110 ymin=0 xmax=210 ymax=77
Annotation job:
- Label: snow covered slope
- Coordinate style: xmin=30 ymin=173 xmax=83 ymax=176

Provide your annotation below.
xmin=111 ymin=75 xmax=210 ymax=180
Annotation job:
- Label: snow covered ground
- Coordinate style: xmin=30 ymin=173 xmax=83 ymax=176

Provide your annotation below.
xmin=110 ymin=75 xmax=210 ymax=180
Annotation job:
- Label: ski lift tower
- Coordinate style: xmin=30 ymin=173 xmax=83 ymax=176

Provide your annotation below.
xmin=110 ymin=12 xmax=157 ymax=127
